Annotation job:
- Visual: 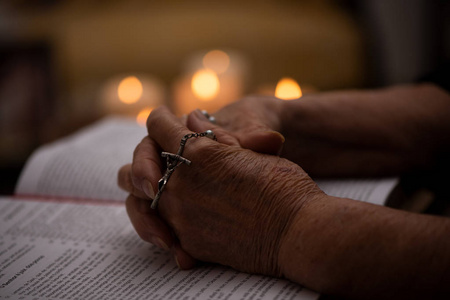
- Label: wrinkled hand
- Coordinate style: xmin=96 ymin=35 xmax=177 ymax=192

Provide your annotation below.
xmin=212 ymin=95 xmax=286 ymax=155
xmin=119 ymin=106 xmax=323 ymax=275
xmin=212 ymin=84 xmax=450 ymax=177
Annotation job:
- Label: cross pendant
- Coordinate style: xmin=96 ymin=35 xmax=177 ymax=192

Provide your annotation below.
xmin=150 ymin=130 xmax=216 ymax=210
xmin=150 ymin=152 xmax=192 ymax=209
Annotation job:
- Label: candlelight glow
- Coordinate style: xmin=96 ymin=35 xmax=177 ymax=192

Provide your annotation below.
xmin=118 ymin=76 xmax=143 ymax=104
xmin=191 ymin=69 xmax=220 ymax=101
xmin=275 ymin=77 xmax=302 ymax=100
xmin=136 ymin=107 xmax=153 ymax=126
xmin=203 ymin=50 xmax=230 ymax=74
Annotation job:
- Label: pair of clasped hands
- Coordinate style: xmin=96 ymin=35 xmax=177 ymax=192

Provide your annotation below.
xmin=118 ymin=97 xmax=300 ymax=274
xmin=117 ymin=84 xmax=450 ymax=299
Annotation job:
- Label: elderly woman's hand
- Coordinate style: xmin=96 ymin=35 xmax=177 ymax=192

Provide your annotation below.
xmin=209 ymin=95 xmax=286 ymax=155
xmin=118 ymin=104 xmax=450 ymax=299
xmin=118 ymin=106 xmax=324 ymax=275
xmin=213 ymin=84 xmax=450 ymax=177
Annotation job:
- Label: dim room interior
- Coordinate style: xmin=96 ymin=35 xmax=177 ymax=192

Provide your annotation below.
xmin=0 ymin=0 xmax=449 ymax=200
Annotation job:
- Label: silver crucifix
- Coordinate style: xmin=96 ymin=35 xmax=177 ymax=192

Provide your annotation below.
xmin=150 ymin=130 xmax=216 ymax=209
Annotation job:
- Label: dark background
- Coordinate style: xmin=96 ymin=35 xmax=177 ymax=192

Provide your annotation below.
xmin=1 ymin=0 xmax=449 ymax=195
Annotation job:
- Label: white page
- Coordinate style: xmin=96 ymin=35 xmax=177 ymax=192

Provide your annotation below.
xmin=316 ymin=177 xmax=398 ymax=205
xmin=0 ymin=197 xmax=318 ymax=300
xmin=15 ymin=117 xmax=147 ymax=201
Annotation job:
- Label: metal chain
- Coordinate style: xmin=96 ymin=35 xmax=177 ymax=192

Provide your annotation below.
xmin=151 ymin=130 xmax=216 ymax=209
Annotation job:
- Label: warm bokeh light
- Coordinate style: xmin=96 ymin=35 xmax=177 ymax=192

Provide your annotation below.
xmin=118 ymin=76 xmax=143 ymax=104
xmin=191 ymin=69 xmax=220 ymax=101
xmin=275 ymin=77 xmax=302 ymax=100
xmin=203 ymin=50 xmax=230 ymax=74
xmin=136 ymin=107 xmax=153 ymax=126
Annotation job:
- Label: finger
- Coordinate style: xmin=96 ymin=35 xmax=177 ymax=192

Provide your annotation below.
xmin=146 ymin=106 xmax=193 ymax=153
xmin=125 ymin=194 xmax=174 ymax=250
xmin=217 ymin=117 xmax=285 ymax=155
xmin=172 ymin=242 xmax=197 ymax=270
xmin=118 ymin=164 xmax=148 ymax=199
xmin=237 ymin=129 xmax=285 ymax=155
xmin=126 ymin=194 xmax=197 ymax=269
xmin=186 ymin=109 xmax=240 ymax=147
xmin=146 ymin=106 xmax=225 ymax=153
xmin=131 ymin=136 xmax=162 ymax=199
xmin=214 ymin=105 xmax=285 ymax=155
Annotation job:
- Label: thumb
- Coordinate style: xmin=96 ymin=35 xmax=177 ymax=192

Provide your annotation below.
xmin=237 ymin=129 xmax=285 ymax=155
xmin=188 ymin=109 xmax=285 ymax=155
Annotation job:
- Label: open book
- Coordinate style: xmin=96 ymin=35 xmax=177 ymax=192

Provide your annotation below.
xmin=1 ymin=117 xmax=397 ymax=299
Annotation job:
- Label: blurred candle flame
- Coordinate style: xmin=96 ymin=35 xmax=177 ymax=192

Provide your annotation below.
xmin=191 ymin=69 xmax=220 ymax=101
xmin=118 ymin=76 xmax=143 ymax=104
xmin=275 ymin=77 xmax=302 ymax=100
xmin=203 ymin=50 xmax=230 ymax=74
xmin=136 ymin=107 xmax=153 ymax=126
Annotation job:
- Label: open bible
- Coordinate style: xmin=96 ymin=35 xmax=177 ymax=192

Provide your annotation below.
xmin=1 ymin=117 xmax=397 ymax=299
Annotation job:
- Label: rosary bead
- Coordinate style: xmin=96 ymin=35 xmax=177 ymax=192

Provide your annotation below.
xmin=205 ymin=130 xmax=215 ymax=139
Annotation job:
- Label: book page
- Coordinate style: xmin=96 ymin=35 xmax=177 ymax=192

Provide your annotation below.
xmin=15 ymin=117 xmax=147 ymax=201
xmin=0 ymin=197 xmax=318 ymax=300
xmin=316 ymin=177 xmax=398 ymax=205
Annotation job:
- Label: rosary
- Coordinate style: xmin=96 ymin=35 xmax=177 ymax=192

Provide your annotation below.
xmin=151 ymin=130 xmax=217 ymax=209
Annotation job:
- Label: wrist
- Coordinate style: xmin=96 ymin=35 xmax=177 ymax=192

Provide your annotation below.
xmin=277 ymin=192 xmax=334 ymax=287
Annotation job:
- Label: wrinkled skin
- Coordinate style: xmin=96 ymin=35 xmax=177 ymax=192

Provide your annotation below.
xmin=213 ymin=84 xmax=450 ymax=177
xmin=119 ymin=107 xmax=323 ymax=274
xmin=118 ymin=83 xmax=450 ymax=299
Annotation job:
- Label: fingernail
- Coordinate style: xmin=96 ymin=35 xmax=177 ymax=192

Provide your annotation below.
xmin=143 ymin=180 xmax=155 ymax=199
xmin=268 ymin=130 xmax=285 ymax=143
xmin=175 ymin=255 xmax=181 ymax=269
xmin=151 ymin=236 xmax=169 ymax=250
